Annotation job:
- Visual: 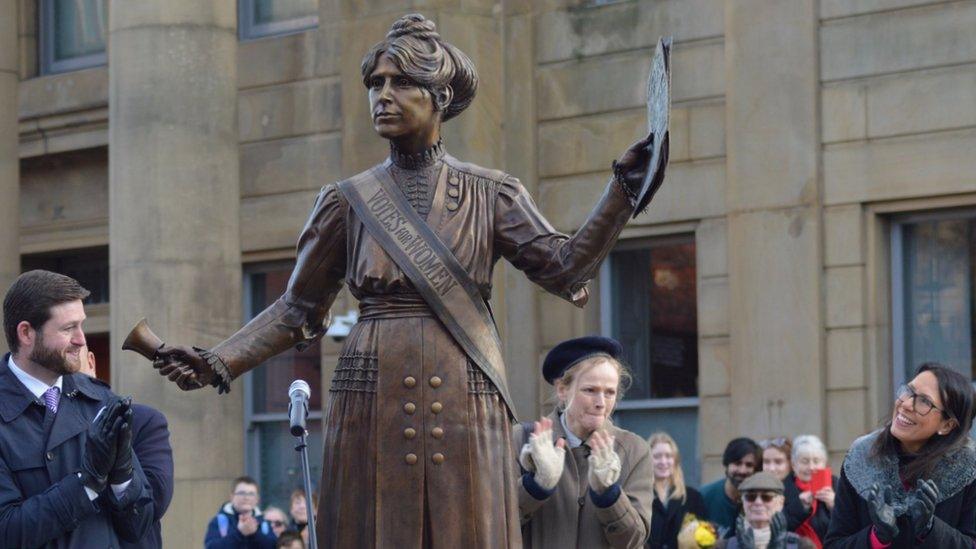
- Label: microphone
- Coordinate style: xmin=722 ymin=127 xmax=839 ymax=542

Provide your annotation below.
xmin=288 ymin=380 xmax=311 ymax=436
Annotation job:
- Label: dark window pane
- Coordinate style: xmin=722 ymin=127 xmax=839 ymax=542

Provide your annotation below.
xmin=22 ymin=246 xmax=109 ymax=304
xmin=247 ymin=267 xmax=322 ymax=414
xmin=609 ymin=237 xmax=698 ymax=399
xmin=251 ymin=0 xmax=317 ymax=24
xmin=902 ymin=218 xmax=976 ymax=380
xmin=249 ymin=420 xmax=323 ymax=510
xmin=53 ymin=0 xmax=106 ymax=60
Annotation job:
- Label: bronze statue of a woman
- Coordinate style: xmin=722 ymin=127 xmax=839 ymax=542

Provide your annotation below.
xmin=152 ymin=13 xmax=666 ymax=548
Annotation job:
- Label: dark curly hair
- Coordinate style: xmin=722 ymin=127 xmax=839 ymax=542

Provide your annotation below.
xmin=361 ymin=13 xmax=478 ymax=122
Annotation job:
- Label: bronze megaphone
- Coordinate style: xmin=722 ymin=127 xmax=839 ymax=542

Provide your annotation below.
xmin=122 ymin=318 xmax=164 ymax=362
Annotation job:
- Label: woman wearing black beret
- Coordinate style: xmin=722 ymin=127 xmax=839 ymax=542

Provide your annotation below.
xmin=515 ymin=336 xmax=653 ymax=548
xmin=824 ymin=363 xmax=976 ymax=548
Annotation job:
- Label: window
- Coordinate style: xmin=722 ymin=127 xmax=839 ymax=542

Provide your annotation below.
xmin=239 ymin=0 xmax=318 ymax=40
xmin=23 ymin=246 xmax=109 ymax=304
xmin=603 ymin=236 xmax=699 ymax=400
xmin=39 ymin=0 xmax=107 ymax=74
xmin=601 ymin=235 xmax=700 ymax=483
xmin=243 ymin=262 xmax=324 ymax=509
xmin=892 ymin=211 xmax=976 ymax=387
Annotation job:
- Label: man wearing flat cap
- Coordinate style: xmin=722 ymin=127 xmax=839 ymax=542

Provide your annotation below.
xmin=715 ymin=472 xmax=815 ymax=549
xmin=516 ymin=335 xmax=653 ymax=548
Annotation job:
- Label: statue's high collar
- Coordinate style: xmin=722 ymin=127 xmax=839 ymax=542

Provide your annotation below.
xmin=390 ymin=140 xmax=444 ymax=170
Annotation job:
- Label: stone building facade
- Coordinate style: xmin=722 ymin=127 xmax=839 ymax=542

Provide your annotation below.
xmin=4 ymin=0 xmax=976 ymax=546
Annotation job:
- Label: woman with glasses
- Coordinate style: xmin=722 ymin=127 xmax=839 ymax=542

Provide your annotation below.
xmin=711 ymin=472 xmax=815 ymax=549
xmin=760 ymin=438 xmax=793 ymax=482
xmin=824 ymin=363 xmax=976 ymax=548
xmin=647 ymin=432 xmax=706 ymax=549
xmin=782 ymin=435 xmax=836 ymax=548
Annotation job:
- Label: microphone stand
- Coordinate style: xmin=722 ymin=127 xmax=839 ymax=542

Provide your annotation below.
xmin=294 ymin=430 xmax=318 ymax=549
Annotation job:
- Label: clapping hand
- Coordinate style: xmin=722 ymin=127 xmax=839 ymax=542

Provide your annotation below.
xmin=908 ymin=479 xmax=939 ymax=538
xmin=866 ymin=483 xmax=899 ymax=543
xmin=109 ymin=397 xmax=134 ymax=485
xmin=238 ymin=512 xmax=259 ymax=537
xmin=587 ymin=430 xmax=621 ymax=494
xmin=518 ymin=417 xmax=566 ymax=491
xmin=80 ymin=397 xmax=126 ymax=492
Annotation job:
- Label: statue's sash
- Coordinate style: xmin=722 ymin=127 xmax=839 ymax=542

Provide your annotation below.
xmin=337 ymin=166 xmax=516 ymax=420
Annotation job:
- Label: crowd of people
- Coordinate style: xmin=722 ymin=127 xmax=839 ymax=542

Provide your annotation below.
xmin=203 ymin=477 xmax=315 ymax=549
xmin=514 ymin=339 xmax=976 ymax=549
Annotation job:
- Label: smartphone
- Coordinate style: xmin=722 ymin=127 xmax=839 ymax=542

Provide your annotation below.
xmin=810 ymin=467 xmax=833 ymax=492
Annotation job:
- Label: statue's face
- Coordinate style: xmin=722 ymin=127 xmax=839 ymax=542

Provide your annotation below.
xmin=367 ymin=53 xmax=438 ymax=141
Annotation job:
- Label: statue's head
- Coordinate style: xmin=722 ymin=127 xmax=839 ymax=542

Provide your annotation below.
xmin=362 ymin=14 xmax=478 ymax=141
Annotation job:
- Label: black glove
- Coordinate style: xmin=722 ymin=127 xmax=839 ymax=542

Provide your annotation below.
xmin=108 ymin=397 xmax=134 ymax=485
xmin=866 ymin=483 xmax=899 ymax=544
xmin=768 ymin=511 xmax=789 ymax=549
xmin=734 ymin=515 xmax=755 ymax=548
xmin=80 ymin=398 xmax=123 ymax=493
xmin=908 ymin=478 xmax=939 ymax=539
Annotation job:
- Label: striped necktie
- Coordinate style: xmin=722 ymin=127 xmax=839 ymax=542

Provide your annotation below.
xmin=42 ymin=386 xmax=60 ymax=414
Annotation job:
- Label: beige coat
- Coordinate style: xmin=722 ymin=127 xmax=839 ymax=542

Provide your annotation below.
xmin=516 ymin=411 xmax=654 ymax=548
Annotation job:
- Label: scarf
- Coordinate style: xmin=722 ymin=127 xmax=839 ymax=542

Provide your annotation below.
xmin=793 ymin=476 xmax=823 ymax=549
xmin=752 ymin=526 xmax=771 ymax=549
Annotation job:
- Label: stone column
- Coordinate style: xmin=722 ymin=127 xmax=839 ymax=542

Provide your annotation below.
xmin=501 ymin=3 xmax=541 ymax=419
xmin=725 ymin=1 xmax=824 ymax=437
xmin=108 ymin=3 xmax=241 ymax=547
xmin=0 ymin=0 xmax=20 ymax=351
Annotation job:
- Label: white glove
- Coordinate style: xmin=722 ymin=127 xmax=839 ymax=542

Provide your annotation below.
xmin=587 ymin=431 xmax=621 ymax=493
xmin=522 ymin=419 xmax=566 ymax=491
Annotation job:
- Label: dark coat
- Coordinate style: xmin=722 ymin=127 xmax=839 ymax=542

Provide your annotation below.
xmin=823 ymin=431 xmax=976 ymax=548
xmin=783 ymin=472 xmax=838 ymax=542
xmin=0 ymin=354 xmax=155 ymax=549
xmin=204 ymin=502 xmax=277 ymax=549
xmin=647 ymin=486 xmax=706 ymax=549
xmin=118 ymin=403 xmax=173 ymax=549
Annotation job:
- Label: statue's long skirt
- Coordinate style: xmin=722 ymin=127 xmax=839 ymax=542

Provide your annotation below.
xmin=316 ymin=315 xmax=521 ymax=548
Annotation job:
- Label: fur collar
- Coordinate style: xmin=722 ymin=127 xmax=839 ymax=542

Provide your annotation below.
xmin=843 ymin=429 xmax=976 ymax=516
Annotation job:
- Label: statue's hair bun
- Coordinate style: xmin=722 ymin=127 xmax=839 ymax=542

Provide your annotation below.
xmin=387 ymin=13 xmax=440 ymax=41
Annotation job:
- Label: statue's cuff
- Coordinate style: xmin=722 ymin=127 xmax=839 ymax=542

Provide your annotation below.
xmin=610 ymin=160 xmax=639 ymax=207
xmin=194 ymin=347 xmax=233 ymax=394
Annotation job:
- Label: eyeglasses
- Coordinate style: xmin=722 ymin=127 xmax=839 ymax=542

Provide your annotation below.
xmin=233 ymin=491 xmax=258 ymax=497
xmin=269 ymin=520 xmax=286 ymax=528
xmin=743 ymin=492 xmax=776 ymax=503
xmin=896 ymin=384 xmax=952 ymax=418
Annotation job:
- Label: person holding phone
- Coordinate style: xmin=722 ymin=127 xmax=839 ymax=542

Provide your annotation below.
xmin=782 ymin=435 xmax=836 ymax=548
xmin=823 ymin=363 xmax=976 ymax=548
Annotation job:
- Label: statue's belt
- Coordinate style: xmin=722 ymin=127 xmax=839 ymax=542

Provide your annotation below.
xmin=337 ymin=166 xmax=516 ymax=420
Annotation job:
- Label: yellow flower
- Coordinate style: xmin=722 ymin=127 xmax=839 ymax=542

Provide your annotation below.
xmin=694 ymin=523 xmax=717 ymax=548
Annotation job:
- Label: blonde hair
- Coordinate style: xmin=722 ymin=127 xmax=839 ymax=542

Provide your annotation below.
xmin=553 ymin=355 xmax=631 ymax=412
xmin=647 ymin=432 xmax=688 ymax=503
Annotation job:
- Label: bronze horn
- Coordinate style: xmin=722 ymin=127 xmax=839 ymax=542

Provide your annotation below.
xmin=122 ymin=318 xmax=164 ymax=361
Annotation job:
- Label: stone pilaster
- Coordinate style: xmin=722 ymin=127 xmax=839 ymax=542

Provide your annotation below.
xmin=107 ymin=2 xmax=241 ymax=547
xmin=724 ymin=0 xmax=825 ymax=437
xmin=0 ymin=0 xmax=20 ymax=353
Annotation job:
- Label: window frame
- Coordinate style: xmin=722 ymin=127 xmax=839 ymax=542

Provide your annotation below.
xmin=241 ymin=261 xmax=324 ymax=478
xmin=599 ymin=234 xmax=701 ymax=408
xmin=39 ymin=0 xmax=108 ymax=75
xmin=890 ymin=207 xmax=976 ymax=389
xmin=238 ymin=0 xmax=319 ymax=41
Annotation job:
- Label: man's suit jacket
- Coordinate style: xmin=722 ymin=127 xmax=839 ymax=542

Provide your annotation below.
xmin=0 ymin=354 xmax=155 ymax=548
